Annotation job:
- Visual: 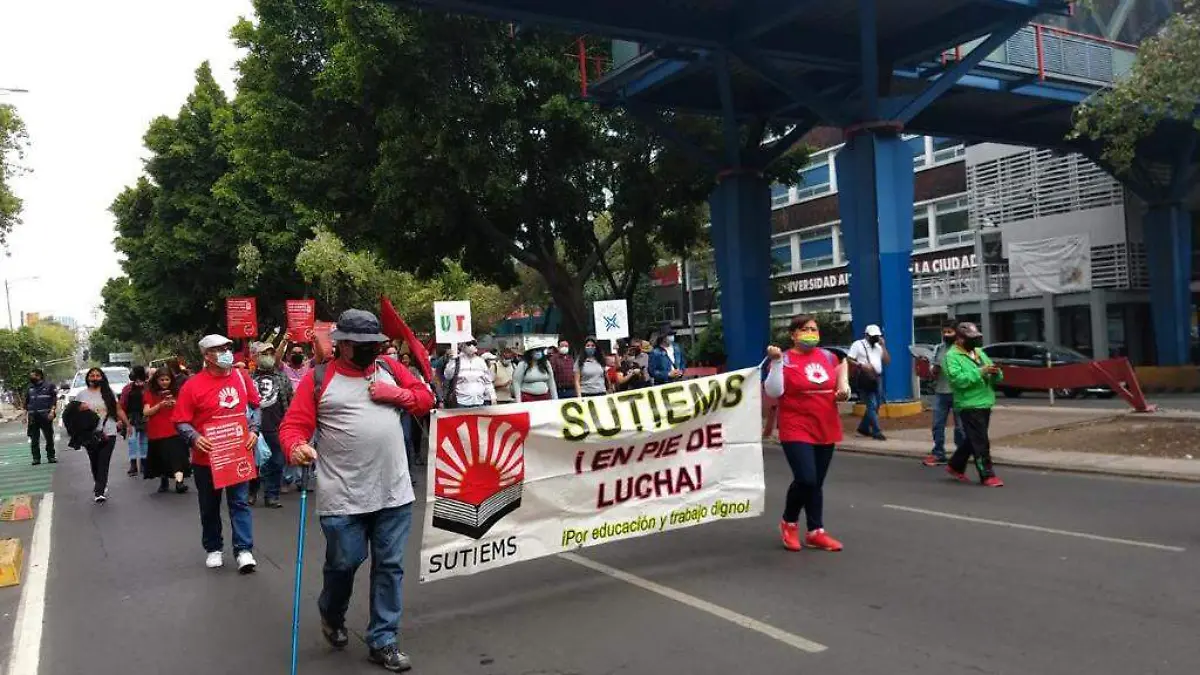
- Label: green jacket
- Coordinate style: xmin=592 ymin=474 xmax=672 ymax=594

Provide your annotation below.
xmin=944 ymin=346 xmax=1003 ymax=411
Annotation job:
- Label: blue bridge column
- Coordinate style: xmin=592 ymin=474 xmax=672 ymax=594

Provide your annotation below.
xmin=835 ymin=130 xmax=915 ymax=401
xmin=1144 ymin=203 xmax=1194 ymax=365
xmin=709 ymin=172 xmax=772 ymax=369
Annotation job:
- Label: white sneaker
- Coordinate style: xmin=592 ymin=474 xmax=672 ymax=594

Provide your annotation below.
xmin=236 ymin=550 xmax=257 ymax=574
xmin=205 ymin=551 xmax=224 ymax=569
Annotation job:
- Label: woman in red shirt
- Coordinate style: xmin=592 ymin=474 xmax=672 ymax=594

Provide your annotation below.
xmin=143 ymin=369 xmax=190 ymax=494
xmin=764 ymin=315 xmax=851 ymax=553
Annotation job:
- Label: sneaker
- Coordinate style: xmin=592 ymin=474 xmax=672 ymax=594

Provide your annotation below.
xmin=367 ymin=644 xmax=412 ymax=672
xmin=922 ymin=454 xmax=947 ymax=467
xmin=264 ymin=498 xmax=283 ymax=509
xmin=236 ymin=550 xmax=257 ymax=574
xmin=175 ymin=482 xmax=189 ymax=494
xmin=321 ymin=620 xmax=349 ymax=649
xmin=982 ymin=476 xmax=1005 ymax=488
xmin=157 ymin=481 xmax=170 ymax=494
xmin=247 ymin=493 xmax=258 ymax=507
xmin=805 ymin=528 xmax=844 ymax=552
xmin=205 ymin=551 xmax=224 ymax=569
xmin=32 ymin=460 xmax=41 ymax=466
xmin=93 ymin=494 xmax=106 ymax=504
xmin=48 ymin=457 xmax=57 ymax=464
xmin=946 ymin=466 xmax=972 ymax=483
xmin=856 ymin=429 xmax=872 ymax=438
xmin=872 ymin=433 xmax=887 ymax=441
xmin=779 ymin=521 xmax=802 ymax=552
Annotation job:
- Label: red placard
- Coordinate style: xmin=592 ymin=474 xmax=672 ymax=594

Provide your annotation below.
xmin=312 ymin=321 xmax=335 ymax=362
xmin=225 ymin=297 xmax=258 ymax=339
xmin=202 ymin=418 xmax=258 ymax=489
xmin=285 ymin=299 xmax=317 ymax=343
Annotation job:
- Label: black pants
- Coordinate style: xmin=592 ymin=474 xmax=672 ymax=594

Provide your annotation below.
xmin=28 ymin=412 xmax=55 ymax=462
xmin=86 ymin=436 xmax=117 ymax=497
xmin=781 ymin=442 xmax=835 ymax=532
xmin=949 ymin=408 xmax=995 ymax=480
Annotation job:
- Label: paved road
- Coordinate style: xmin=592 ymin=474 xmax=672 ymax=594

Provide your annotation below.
xmin=19 ymin=444 xmax=1200 ymax=675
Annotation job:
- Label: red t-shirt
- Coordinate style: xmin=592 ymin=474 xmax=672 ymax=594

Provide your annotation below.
xmin=776 ymin=348 xmax=844 ymax=445
xmin=143 ymin=390 xmax=180 ymax=440
xmin=172 ymin=368 xmax=260 ymax=466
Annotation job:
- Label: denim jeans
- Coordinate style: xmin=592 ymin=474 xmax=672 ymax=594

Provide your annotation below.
xmin=781 ymin=442 xmax=835 ymax=532
xmin=930 ymin=393 xmax=966 ymax=460
xmin=250 ymin=431 xmax=284 ymax=500
xmin=85 ymin=436 xmax=116 ymax=497
xmin=318 ymin=504 xmax=413 ymax=650
xmin=192 ymin=465 xmax=254 ymax=553
xmin=400 ymin=413 xmax=417 ymax=471
xmin=857 ymin=390 xmax=883 ymax=436
xmin=127 ymin=428 xmax=149 ymax=461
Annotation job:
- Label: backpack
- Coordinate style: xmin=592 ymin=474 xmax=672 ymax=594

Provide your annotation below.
xmin=312 ymin=358 xmax=401 ymax=404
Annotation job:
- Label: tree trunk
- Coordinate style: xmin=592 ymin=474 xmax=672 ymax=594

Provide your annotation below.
xmin=540 ymin=263 xmax=589 ymax=346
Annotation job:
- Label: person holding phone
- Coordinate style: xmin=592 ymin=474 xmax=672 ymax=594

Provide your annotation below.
xmin=943 ymin=322 xmax=1005 ymax=487
xmin=144 ymin=369 xmax=191 ymax=494
xmin=614 ymin=343 xmax=649 ymax=392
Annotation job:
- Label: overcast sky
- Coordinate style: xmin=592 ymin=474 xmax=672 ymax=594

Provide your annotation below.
xmin=0 ymin=0 xmax=254 ymax=329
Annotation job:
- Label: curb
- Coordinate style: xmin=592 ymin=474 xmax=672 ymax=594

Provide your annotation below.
xmin=834 ymin=441 xmax=1200 ymax=483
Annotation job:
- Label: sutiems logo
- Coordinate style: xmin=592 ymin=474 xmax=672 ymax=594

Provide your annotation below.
xmin=433 ymin=412 xmax=529 ymax=539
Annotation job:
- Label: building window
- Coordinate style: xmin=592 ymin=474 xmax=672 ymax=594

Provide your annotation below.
xmin=913 ymin=207 xmax=930 ymax=250
xmin=770 ymin=302 xmax=796 ymax=318
xmin=800 ymin=297 xmax=838 ymax=313
xmin=657 ymin=302 xmax=679 ymax=323
xmin=771 ymin=239 xmax=794 ymax=273
xmin=936 ymin=209 xmax=971 ymax=246
xmin=799 ymin=226 xmax=835 ymax=270
xmin=931 ymin=137 xmax=965 ymax=163
xmin=688 ymin=257 xmax=716 ymax=289
xmin=797 ymin=162 xmax=831 ymax=199
xmin=907 ymin=136 xmax=928 ymax=168
xmin=771 ymin=183 xmax=791 ymax=208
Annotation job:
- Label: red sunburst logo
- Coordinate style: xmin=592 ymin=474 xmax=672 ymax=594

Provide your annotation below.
xmin=432 ymin=412 xmax=529 ymax=539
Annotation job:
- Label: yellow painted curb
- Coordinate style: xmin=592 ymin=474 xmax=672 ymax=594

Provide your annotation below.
xmin=851 ymin=401 xmax=924 ymax=418
xmin=0 ymin=538 xmax=23 ymax=588
xmin=1134 ymin=366 xmax=1200 ymax=393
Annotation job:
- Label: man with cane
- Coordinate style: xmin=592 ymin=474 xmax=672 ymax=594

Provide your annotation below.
xmin=280 ymin=309 xmax=434 ymax=672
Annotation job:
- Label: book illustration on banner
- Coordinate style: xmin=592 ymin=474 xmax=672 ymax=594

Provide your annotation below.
xmin=433 ymin=411 xmax=530 ymax=539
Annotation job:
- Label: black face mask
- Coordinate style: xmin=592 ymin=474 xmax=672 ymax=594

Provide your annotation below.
xmin=943 ymin=334 xmax=956 ymax=344
xmin=289 ymin=353 xmax=305 ymax=366
xmin=30 ymin=377 xmax=40 ymax=386
xmin=965 ymin=337 xmax=983 ymax=350
xmin=349 ymin=343 xmax=379 ymax=369
xmin=868 ymin=336 xmax=880 ymax=346
xmin=88 ymin=380 xmax=103 ymax=388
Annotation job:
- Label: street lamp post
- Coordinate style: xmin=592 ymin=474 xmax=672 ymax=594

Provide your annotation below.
xmin=5 ymin=276 xmax=41 ymax=330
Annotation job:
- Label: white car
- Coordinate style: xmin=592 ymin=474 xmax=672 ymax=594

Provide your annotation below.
xmin=60 ymin=367 xmax=132 ymax=408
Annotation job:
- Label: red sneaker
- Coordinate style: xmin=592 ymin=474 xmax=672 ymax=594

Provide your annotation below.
xmin=779 ymin=521 xmax=802 ymax=551
xmin=805 ymin=528 xmax=844 ymax=552
xmin=922 ymin=454 xmax=947 ymax=467
xmin=946 ymin=466 xmax=972 ymax=483
xmin=982 ymin=476 xmax=1005 ymax=487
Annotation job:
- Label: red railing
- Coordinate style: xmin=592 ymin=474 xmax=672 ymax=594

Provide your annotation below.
xmin=569 ymin=36 xmax=610 ymax=97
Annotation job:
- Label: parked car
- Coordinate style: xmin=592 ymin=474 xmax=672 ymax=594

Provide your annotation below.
xmin=981 ymin=342 xmax=1116 ymax=399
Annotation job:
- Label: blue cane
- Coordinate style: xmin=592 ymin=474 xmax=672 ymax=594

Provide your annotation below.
xmin=290 ymin=464 xmax=313 ymax=675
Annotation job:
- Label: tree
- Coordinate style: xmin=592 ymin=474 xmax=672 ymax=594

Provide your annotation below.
xmin=0 ymin=101 xmax=29 ymax=243
xmin=1072 ymin=0 xmax=1200 ymax=171
xmin=0 ymin=326 xmax=76 ymax=396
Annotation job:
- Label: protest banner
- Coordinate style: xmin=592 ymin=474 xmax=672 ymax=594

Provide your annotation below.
xmin=434 ymin=301 xmax=472 ymax=344
xmin=419 ymin=368 xmax=764 ymax=582
xmin=285 ymin=299 xmax=317 ymax=343
xmin=312 ymin=321 xmax=334 ymax=361
xmin=593 ymin=299 xmax=629 ymax=341
xmin=203 ymin=417 xmax=257 ymax=489
xmin=225 ymin=297 xmax=258 ymax=339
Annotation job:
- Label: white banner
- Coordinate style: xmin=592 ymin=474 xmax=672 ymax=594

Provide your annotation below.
xmin=1008 ymin=234 xmax=1091 ymax=297
xmin=592 ymin=299 xmax=630 ymax=340
xmin=419 ymin=368 xmax=765 ymax=582
xmin=434 ymin=301 xmax=473 ymax=344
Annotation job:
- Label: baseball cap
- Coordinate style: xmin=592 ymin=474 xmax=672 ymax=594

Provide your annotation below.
xmin=198 ymin=334 xmax=233 ymax=350
xmin=251 ymin=341 xmax=274 ymax=355
xmin=865 ymin=324 xmax=883 ymax=337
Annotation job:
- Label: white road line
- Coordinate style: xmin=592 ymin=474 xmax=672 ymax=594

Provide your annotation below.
xmin=882 ymin=504 xmax=1186 ymax=553
xmin=560 ymin=552 xmax=828 ymax=654
xmin=8 ymin=492 xmax=53 ymax=675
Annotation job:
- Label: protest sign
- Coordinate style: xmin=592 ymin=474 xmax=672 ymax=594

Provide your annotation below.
xmin=285 ymin=299 xmax=317 ymax=342
xmin=419 ymin=368 xmax=764 ymax=582
xmin=593 ymin=299 xmax=629 ymax=341
xmin=434 ymin=301 xmax=472 ymax=344
xmin=203 ymin=417 xmax=257 ymax=489
xmin=225 ymin=297 xmax=258 ymax=339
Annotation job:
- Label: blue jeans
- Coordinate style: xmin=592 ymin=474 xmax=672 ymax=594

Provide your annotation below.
xmin=781 ymin=442 xmax=835 ymax=532
xmin=193 ymin=465 xmax=253 ymax=554
xmin=251 ymin=431 xmax=284 ymax=499
xmin=857 ymin=390 xmax=883 ymax=436
xmin=401 ymin=413 xmax=418 ymax=471
xmin=127 ymin=429 xmax=149 ymax=461
xmin=931 ymin=393 xmax=966 ymax=460
xmin=319 ymin=504 xmax=413 ymax=649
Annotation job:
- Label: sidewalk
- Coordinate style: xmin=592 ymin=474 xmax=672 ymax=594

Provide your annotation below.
xmin=831 ymin=405 xmax=1200 ymax=482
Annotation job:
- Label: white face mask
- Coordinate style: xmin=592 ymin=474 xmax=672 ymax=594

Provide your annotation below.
xmin=558 ymin=346 xmax=569 ymax=355
xmin=664 ymin=335 xmax=674 ymax=345
xmin=464 ymin=344 xmax=478 ymax=356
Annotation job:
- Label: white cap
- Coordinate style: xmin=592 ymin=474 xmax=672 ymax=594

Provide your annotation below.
xmin=482 ymin=352 xmax=497 ymax=361
xmin=198 ymin=334 xmax=234 ymax=350
xmin=865 ymin=324 xmax=883 ymax=337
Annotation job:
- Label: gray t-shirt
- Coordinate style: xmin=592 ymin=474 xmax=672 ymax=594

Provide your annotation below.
xmin=932 ymin=342 xmax=954 ymax=395
xmin=576 ymin=359 xmax=608 ymax=395
xmin=76 ymin=389 xmax=119 ymax=436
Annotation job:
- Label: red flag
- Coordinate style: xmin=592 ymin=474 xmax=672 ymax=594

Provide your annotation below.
xmin=380 ymin=296 xmax=433 ymax=383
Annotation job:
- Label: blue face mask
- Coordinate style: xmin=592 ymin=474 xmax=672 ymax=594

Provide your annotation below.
xmin=216 ymin=351 xmax=235 ymax=369
xmin=533 ymin=350 xmax=545 ymax=360
xmin=585 ymin=347 xmax=596 ymax=356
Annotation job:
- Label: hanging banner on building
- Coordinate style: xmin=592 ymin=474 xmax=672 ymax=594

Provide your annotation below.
xmin=225 ymin=297 xmax=258 ymax=339
xmin=285 ymin=299 xmax=317 ymax=343
xmin=434 ymin=301 xmax=473 ymax=344
xmin=592 ymin=299 xmax=630 ymax=340
xmin=1008 ymin=235 xmax=1091 ymax=298
xmin=419 ymin=368 xmax=764 ymax=583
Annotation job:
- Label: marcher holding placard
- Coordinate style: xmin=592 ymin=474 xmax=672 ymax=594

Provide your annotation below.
xmin=764 ymin=315 xmax=850 ymax=553
xmin=173 ymin=333 xmax=262 ymax=572
xmin=279 ymin=309 xmax=435 ymax=672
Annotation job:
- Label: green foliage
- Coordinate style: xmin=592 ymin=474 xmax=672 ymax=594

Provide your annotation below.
xmin=0 ymin=102 xmax=29 ymax=243
xmin=0 ymin=325 xmax=76 ymax=394
xmin=688 ymin=319 xmax=726 ymax=366
xmin=1071 ymin=0 xmax=1200 ymax=171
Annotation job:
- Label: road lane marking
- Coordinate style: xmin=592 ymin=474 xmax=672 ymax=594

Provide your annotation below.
xmin=882 ymin=504 xmax=1185 ymax=552
xmin=9 ymin=492 xmax=53 ymax=675
xmin=560 ymin=552 xmax=828 ymax=653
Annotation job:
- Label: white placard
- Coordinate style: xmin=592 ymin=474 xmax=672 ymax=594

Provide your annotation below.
xmin=434 ymin=301 xmax=473 ymax=344
xmin=593 ymin=299 xmax=630 ymax=340
xmin=419 ymin=368 xmax=765 ymax=582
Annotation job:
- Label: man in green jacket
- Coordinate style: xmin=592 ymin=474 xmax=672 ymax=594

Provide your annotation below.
xmin=943 ymin=322 xmax=1005 ymax=487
